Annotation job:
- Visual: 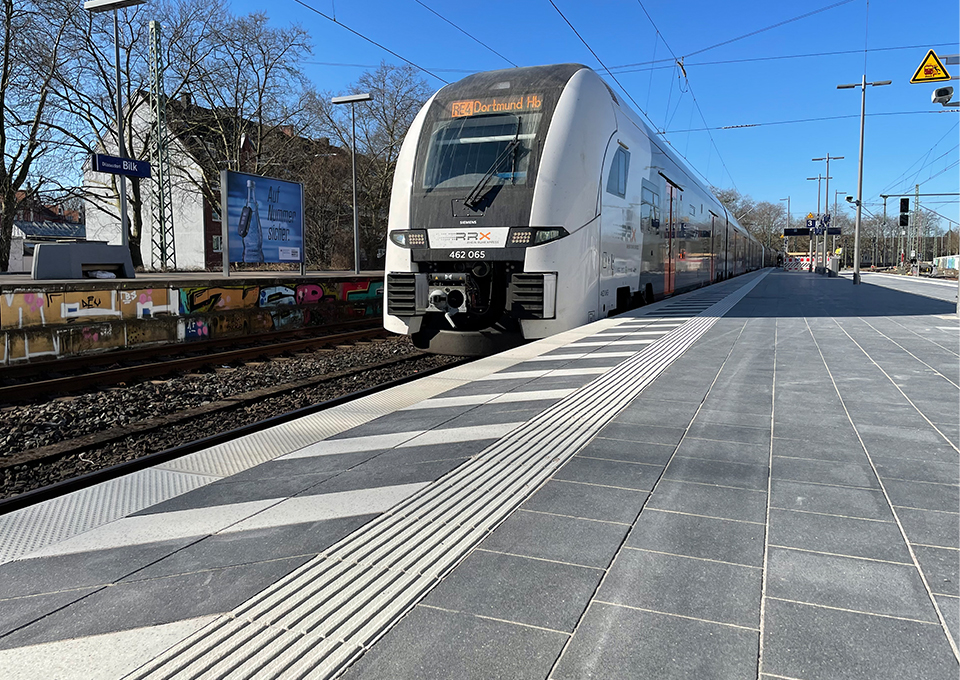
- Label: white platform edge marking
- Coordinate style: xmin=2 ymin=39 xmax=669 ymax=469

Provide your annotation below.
xmin=124 ymin=270 xmax=769 ymax=680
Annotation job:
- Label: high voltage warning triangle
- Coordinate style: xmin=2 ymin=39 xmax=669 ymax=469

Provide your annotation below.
xmin=910 ymin=50 xmax=951 ymax=83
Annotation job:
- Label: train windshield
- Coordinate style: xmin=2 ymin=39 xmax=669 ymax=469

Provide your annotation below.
xmin=421 ymin=112 xmax=542 ymax=191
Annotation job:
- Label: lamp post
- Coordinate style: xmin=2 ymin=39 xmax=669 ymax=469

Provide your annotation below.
xmin=838 ymin=76 xmax=891 ymax=284
xmin=83 ymin=0 xmax=147 ymax=253
xmin=813 ymin=155 xmax=843 ymax=274
xmin=332 ymin=92 xmax=373 ymax=275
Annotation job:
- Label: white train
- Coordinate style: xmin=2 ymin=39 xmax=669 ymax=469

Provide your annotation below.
xmin=384 ymin=64 xmax=766 ymax=355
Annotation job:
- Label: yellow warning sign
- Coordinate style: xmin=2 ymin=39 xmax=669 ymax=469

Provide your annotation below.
xmin=806 ymin=212 xmax=815 ymax=219
xmin=910 ymin=50 xmax=951 ymax=83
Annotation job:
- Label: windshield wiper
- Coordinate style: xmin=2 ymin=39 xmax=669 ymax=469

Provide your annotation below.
xmin=463 ymin=116 xmax=521 ymax=210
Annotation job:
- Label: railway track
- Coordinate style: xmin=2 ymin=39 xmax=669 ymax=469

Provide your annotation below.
xmin=1 ymin=348 xmax=470 ymax=511
xmin=0 ymin=320 xmax=385 ymax=402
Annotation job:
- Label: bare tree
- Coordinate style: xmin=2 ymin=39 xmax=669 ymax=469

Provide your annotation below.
xmin=0 ymin=0 xmax=72 ymax=268
xmin=310 ymin=63 xmax=432 ymax=268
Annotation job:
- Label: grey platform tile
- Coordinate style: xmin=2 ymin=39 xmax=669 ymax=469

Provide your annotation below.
xmin=520 ymin=480 xmax=647 ymax=524
xmin=771 ymin=416 xmax=856 ymax=442
xmin=769 ymin=508 xmax=912 ymax=563
xmin=578 ymin=437 xmax=676 ymax=466
xmin=766 ymin=547 xmax=938 ymax=622
xmin=873 ymin=458 xmax=960 ymax=486
xmin=341 ymin=605 xmax=567 ymax=680
xmin=553 ymin=456 xmax=661 ymax=491
xmin=520 ymin=374 xmax=598 ymax=391
xmin=645 ymin=479 xmax=767 ymax=524
xmin=0 ymin=537 xmax=190 ymax=599
xmin=627 ymin=509 xmax=765 ymax=566
xmin=130 ymin=471 xmax=340 ymax=516
xmin=0 ymin=588 xmax=100 ymax=638
xmin=676 ymin=437 xmax=769 ymax=465
xmin=439 ymin=405 xmax=543 ymax=430
xmin=480 ymin=509 xmax=629 ymax=569
xmin=914 ymin=545 xmax=960 ymax=597
xmin=0 ymin=556 xmax=310 ymax=651
xmin=694 ymin=406 xmax=771 ymax=429
xmin=884 ymin=478 xmax=960 ymax=513
xmin=327 ymin=406 xmax=472 ymax=439
xmin=122 ymin=515 xmax=376 ymax=582
xmin=595 ymin=422 xmax=687 ymax=446
xmin=423 ymin=549 xmax=602 ymax=632
xmin=306 ymin=458 xmax=466 ymax=495
xmin=361 ymin=438 xmax=499 ymax=467
xmin=896 ymin=507 xmax=960 ymax=549
xmin=937 ymin=595 xmax=959 ymax=647
xmin=770 ymin=479 xmax=893 ymax=520
xmin=553 ymin=602 xmax=758 ymax=680
xmin=664 ymin=456 xmax=769 ymax=491
xmin=761 ymin=598 xmax=958 ymax=680
xmin=772 ymin=456 xmax=880 ymax=489
xmin=611 ymin=404 xmax=697 ymax=429
xmin=598 ymin=548 xmax=761 ymax=628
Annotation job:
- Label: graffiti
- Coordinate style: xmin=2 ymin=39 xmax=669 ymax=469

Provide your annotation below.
xmin=295 ymin=283 xmax=325 ymax=305
xmin=2 ymin=277 xmax=383 ymax=364
xmin=271 ymin=308 xmax=305 ymax=329
xmin=183 ymin=319 xmax=210 ymax=341
xmin=180 ymin=286 xmax=259 ymax=314
xmin=259 ymin=285 xmax=297 ymax=307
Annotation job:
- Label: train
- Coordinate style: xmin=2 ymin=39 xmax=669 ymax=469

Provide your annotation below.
xmin=383 ymin=63 xmax=768 ymax=355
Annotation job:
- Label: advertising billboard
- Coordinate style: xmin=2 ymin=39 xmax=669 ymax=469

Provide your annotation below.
xmin=221 ymin=170 xmax=304 ymax=268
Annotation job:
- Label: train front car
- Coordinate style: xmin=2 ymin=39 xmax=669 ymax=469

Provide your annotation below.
xmin=384 ymin=64 xmax=614 ymax=355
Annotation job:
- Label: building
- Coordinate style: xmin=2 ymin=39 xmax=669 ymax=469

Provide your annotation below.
xmin=84 ymin=93 xmax=344 ymax=271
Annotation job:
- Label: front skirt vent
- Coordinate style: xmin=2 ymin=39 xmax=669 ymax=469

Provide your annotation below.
xmin=387 ymin=274 xmax=417 ymax=316
xmin=507 ymin=273 xmax=556 ymax=319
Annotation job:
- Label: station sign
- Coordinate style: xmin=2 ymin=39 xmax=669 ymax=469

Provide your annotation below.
xmin=805 ymin=218 xmax=816 ymax=229
xmin=827 ymin=227 xmax=841 ymax=235
xmin=784 ymin=228 xmax=810 ymax=236
xmin=92 ymin=153 xmax=152 ymax=179
xmin=910 ymin=50 xmax=951 ymax=83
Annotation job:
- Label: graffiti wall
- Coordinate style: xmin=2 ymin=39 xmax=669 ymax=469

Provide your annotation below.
xmin=0 ymin=277 xmax=383 ymax=363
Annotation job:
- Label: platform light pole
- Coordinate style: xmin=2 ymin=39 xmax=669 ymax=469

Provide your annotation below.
xmin=83 ymin=0 xmax=147 ymax=253
xmin=838 ymin=76 xmax=891 ymax=284
xmin=813 ymin=155 xmax=843 ymax=274
xmin=806 ymin=175 xmax=829 ymax=272
xmin=332 ymin=92 xmax=373 ymax=274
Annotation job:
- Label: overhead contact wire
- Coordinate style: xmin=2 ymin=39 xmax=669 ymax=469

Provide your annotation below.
xmin=290 ymin=0 xmax=449 ymax=83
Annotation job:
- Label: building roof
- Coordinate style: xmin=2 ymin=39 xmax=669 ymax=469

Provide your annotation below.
xmin=14 ymin=221 xmax=87 ymax=239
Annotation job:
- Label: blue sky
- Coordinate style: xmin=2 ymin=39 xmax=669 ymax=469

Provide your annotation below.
xmin=234 ymin=0 xmax=959 ymax=230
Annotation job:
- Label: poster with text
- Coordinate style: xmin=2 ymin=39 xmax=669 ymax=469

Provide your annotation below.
xmin=222 ymin=170 xmax=304 ymax=264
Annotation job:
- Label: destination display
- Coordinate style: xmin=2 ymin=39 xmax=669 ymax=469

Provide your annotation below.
xmin=450 ymin=94 xmax=543 ymax=118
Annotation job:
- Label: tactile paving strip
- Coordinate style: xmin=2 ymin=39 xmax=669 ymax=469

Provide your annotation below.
xmin=126 ymin=270 xmax=768 ymax=680
xmin=0 ymin=469 xmax=218 ymax=563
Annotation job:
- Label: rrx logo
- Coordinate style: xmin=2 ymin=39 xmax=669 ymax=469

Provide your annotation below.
xmin=452 ymin=232 xmax=491 ymax=242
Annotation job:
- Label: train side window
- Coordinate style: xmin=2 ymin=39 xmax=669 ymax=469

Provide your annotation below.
xmin=606 ymin=147 xmax=630 ymax=198
xmin=641 ymin=181 xmax=660 ymax=232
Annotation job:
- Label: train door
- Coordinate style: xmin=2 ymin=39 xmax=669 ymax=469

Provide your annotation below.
xmin=709 ymin=212 xmax=717 ymax=282
xmin=723 ymin=216 xmax=730 ymax=279
xmin=599 ymin=142 xmax=640 ymax=316
xmin=664 ymin=180 xmax=681 ymax=295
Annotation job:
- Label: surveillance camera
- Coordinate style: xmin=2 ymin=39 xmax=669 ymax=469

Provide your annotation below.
xmin=845 ymin=196 xmax=854 ymax=203
xmin=932 ymin=86 xmax=954 ymax=105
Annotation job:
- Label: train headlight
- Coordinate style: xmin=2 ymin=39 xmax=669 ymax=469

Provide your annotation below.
xmin=508 ymin=227 xmax=569 ymax=246
xmin=389 ymin=229 xmax=428 ymax=248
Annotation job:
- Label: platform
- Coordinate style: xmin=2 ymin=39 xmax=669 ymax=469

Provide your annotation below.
xmin=0 ymin=269 xmax=957 ymax=679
